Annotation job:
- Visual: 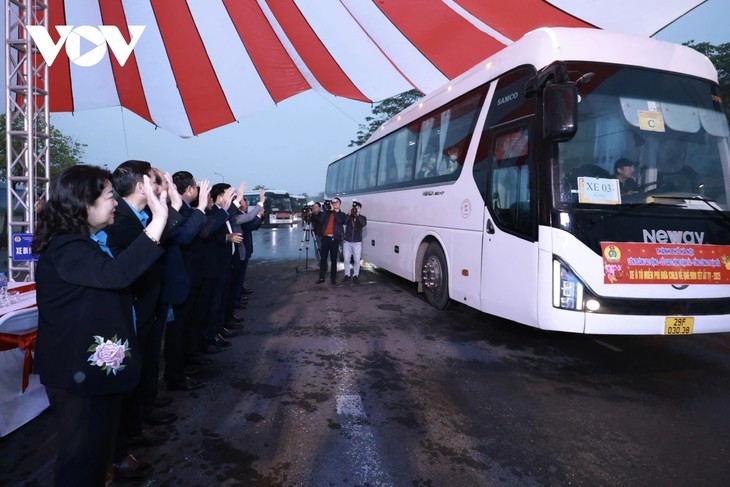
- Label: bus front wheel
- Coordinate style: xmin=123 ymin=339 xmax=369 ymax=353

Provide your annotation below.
xmin=421 ymin=243 xmax=449 ymax=309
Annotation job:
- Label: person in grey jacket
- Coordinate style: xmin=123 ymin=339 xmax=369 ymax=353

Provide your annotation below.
xmin=226 ymin=188 xmax=264 ymax=325
xmin=342 ymin=201 xmax=367 ymax=284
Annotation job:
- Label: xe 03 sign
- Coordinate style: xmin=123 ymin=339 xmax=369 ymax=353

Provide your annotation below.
xmin=601 ymin=242 xmax=730 ymax=284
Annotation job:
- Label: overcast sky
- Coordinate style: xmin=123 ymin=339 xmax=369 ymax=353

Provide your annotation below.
xmin=4 ymin=1 xmax=730 ymax=196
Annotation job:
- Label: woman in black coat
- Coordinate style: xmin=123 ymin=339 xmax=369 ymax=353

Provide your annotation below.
xmin=32 ymin=165 xmax=168 ymax=486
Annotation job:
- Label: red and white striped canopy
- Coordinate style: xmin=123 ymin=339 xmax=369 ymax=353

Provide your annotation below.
xmin=44 ymin=0 xmax=704 ymax=137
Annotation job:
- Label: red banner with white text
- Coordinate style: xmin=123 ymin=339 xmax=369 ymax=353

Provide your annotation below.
xmin=601 ymin=242 xmax=730 ymax=284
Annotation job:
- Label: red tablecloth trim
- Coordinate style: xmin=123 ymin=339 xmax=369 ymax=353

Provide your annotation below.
xmin=0 ymin=330 xmax=37 ymax=392
xmin=9 ymin=282 xmax=36 ymax=294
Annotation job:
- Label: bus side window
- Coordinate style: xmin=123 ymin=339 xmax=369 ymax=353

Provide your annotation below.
xmin=487 ymin=126 xmax=533 ymax=237
xmin=326 ymin=162 xmax=340 ymax=196
xmin=396 ymin=125 xmax=418 ymax=182
xmin=354 ymin=145 xmax=379 ymax=191
xmin=377 ymin=136 xmax=396 ymax=185
xmin=376 ymin=125 xmax=418 ymax=186
xmin=337 ymin=156 xmax=355 ymax=193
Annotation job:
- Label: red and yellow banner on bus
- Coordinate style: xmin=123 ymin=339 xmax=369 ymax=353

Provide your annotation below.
xmin=601 ymin=242 xmax=730 ymax=284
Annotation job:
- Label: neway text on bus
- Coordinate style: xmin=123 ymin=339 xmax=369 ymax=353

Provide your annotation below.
xmin=643 ymin=229 xmax=705 ymax=244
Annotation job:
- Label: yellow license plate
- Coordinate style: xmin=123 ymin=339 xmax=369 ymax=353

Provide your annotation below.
xmin=664 ymin=316 xmax=694 ymax=335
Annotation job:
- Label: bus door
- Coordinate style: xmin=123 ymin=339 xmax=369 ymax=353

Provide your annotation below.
xmin=476 ymin=122 xmax=539 ymax=326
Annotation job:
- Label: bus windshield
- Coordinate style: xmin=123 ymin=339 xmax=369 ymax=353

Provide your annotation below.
xmin=290 ymin=194 xmax=306 ymax=212
xmin=267 ymin=193 xmax=292 ymax=212
xmin=556 ymin=64 xmax=730 ymax=210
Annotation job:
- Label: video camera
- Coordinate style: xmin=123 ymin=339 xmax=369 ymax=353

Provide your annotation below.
xmin=301 ymin=204 xmax=312 ymax=223
xmin=323 ymin=200 xmax=332 ymax=211
xmin=350 ymin=201 xmax=361 ymax=216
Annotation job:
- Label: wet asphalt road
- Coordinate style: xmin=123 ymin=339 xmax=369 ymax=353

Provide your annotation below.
xmin=2 ymin=224 xmax=730 ymax=486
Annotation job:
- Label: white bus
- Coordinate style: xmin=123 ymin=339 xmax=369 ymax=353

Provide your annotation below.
xmin=290 ymin=194 xmax=307 ymax=223
xmin=324 ymin=28 xmax=730 ymax=335
xmin=243 ymin=190 xmax=293 ymax=226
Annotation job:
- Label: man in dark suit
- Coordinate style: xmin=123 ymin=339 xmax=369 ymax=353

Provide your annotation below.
xmin=159 ymin=172 xmax=211 ymax=391
xmin=197 ymin=182 xmax=240 ymax=348
xmin=105 ymin=160 xmax=182 ymax=478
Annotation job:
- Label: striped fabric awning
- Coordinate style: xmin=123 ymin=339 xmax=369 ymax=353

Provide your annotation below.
xmin=43 ymin=0 xmax=704 ymax=137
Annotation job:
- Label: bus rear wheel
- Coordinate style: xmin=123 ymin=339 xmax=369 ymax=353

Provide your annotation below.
xmin=421 ymin=242 xmax=449 ymax=309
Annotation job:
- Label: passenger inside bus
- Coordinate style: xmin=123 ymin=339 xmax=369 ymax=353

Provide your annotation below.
xmin=417 ymin=153 xmax=438 ymax=178
xmin=438 ymin=146 xmax=461 ymax=175
xmin=655 ymin=143 xmax=700 ymax=193
xmin=403 ymin=159 xmax=415 ymax=182
xmin=656 ymin=166 xmax=700 ymax=193
xmin=386 ymin=164 xmax=400 ymax=183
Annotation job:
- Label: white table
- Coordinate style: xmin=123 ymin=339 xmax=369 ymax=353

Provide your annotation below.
xmin=0 ymin=282 xmax=49 ymax=437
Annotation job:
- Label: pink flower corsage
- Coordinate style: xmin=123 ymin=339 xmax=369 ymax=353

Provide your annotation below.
xmin=87 ymin=335 xmax=131 ymax=375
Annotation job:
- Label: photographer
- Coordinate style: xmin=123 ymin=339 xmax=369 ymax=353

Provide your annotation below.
xmin=308 ymin=202 xmax=322 ymax=232
xmin=317 ymin=198 xmax=346 ymax=284
xmin=308 ymin=202 xmax=323 ymax=261
xmin=342 ymin=201 xmax=367 ymax=284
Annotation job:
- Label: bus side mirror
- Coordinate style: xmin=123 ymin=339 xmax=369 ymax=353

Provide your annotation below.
xmin=543 ymin=83 xmax=578 ymax=142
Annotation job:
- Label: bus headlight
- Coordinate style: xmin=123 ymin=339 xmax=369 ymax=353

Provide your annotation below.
xmin=553 ymin=260 xmax=584 ymax=311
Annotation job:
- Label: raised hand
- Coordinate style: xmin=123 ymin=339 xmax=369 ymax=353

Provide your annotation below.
xmin=197 ymin=179 xmax=211 ymax=211
xmin=221 ymin=187 xmax=235 ymax=210
xmin=164 ymin=172 xmax=183 ymax=210
xmin=238 ymin=181 xmax=246 ymax=199
xmin=143 ymin=175 xmax=168 ymax=241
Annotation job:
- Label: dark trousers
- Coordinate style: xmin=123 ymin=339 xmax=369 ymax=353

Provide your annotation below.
xmin=239 ymin=258 xmax=250 ymax=293
xmin=319 ymin=236 xmax=339 ymax=282
xmin=194 ymin=279 xmax=214 ymax=347
xmin=151 ymin=300 xmax=169 ymax=396
xmin=47 ymin=387 xmax=124 ymax=487
xmin=225 ymin=256 xmax=244 ymax=323
xmin=165 ymin=285 xmax=200 ymax=380
xmin=114 ymin=309 xmax=159 ymax=461
xmin=183 ymin=285 xmax=202 ymax=357
xmin=205 ymin=255 xmax=234 ymax=340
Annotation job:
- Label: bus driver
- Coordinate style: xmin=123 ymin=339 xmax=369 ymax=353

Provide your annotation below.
xmin=613 ymin=158 xmax=638 ymax=195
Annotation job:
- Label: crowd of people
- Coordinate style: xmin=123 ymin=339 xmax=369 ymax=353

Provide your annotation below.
xmin=32 ymin=162 xmax=266 ymax=485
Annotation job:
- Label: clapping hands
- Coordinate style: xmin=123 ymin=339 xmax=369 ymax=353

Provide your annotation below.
xmin=143 ymin=175 xmax=168 ymax=241
xmin=196 ymin=179 xmax=211 ymax=211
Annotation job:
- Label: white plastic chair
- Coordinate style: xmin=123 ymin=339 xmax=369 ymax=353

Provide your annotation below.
xmin=0 ymin=307 xmax=50 ymax=437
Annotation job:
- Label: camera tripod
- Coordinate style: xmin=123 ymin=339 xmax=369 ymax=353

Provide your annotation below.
xmin=295 ymin=221 xmax=320 ymax=273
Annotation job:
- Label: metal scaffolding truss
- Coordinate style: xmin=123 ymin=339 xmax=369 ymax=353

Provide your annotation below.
xmin=4 ymin=0 xmax=50 ymax=282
